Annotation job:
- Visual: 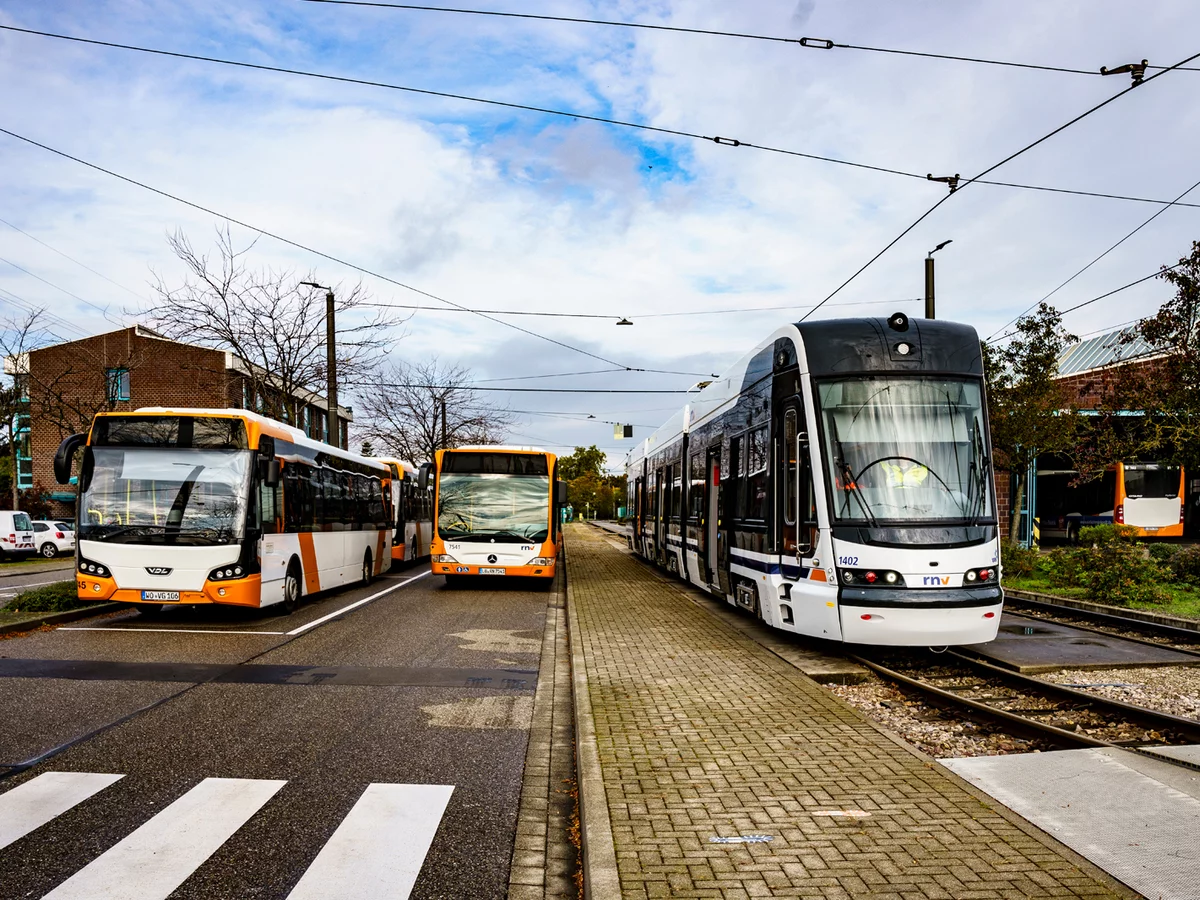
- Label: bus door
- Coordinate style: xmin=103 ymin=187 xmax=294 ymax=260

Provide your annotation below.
xmin=704 ymin=444 xmax=721 ymax=586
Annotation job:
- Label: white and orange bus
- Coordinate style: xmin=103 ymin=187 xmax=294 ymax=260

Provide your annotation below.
xmin=374 ymin=457 xmax=433 ymax=567
xmin=1038 ymin=461 xmax=1186 ymax=541
xmin=424 ymin=446 xmax=567 ymax=587
xmin=54 ymin=408 xmax=392 ymax=612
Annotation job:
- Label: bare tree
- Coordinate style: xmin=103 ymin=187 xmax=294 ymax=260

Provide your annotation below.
xmin=354 ymin=358 xmax=516 ymax=463
xmin=148 ymin=227 xmax=406 ymax=421
xmin=0 ymin=309 xmax=47 ymax=506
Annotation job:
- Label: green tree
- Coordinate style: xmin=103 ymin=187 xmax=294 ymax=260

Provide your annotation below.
xmin=1102 ymin=240 xmax=1200 ymax=469
xmin=983 ymin=302 xmax=1081 ymax=539
xmin=558 ymin=445 xmax=606 ymax=482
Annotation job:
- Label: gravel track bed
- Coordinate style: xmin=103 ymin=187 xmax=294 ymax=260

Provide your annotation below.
xmin=1041 ymin=665 xmax=1200 ymax=721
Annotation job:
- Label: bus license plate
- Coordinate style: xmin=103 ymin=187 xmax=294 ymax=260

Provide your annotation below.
xmin=479 ymin=567 xmax=505 ymax=575
xmin=141 ymin=591 xmax=180 ymax=602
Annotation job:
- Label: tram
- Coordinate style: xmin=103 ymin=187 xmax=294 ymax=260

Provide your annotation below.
xmin=626 ymin=313 xmax=1002 ymax=646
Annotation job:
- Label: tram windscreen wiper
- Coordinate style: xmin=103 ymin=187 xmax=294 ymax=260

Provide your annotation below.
xmin=967 ymin=416 xmax=990 ymax=524
xmin=829 ymin=417 xmax=877 ymax=526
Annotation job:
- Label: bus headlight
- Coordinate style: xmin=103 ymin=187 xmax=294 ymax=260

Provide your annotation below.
xmin=432 ymin=554 xmax=457 ymax=564
xmin=78 ymin=557 xmax=109 ymax=578
xmin=530 ymin=557 xmax=554 ymax=566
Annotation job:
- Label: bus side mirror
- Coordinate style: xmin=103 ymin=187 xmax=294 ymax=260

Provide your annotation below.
xmin=54 ymin=433 xmax=87 ymax=484
xmin=264 ymin=460 xmax=281 ymax=487
xmin=418 ymin=462 xmax=433 ymax=492
xmin=556 ymin=481 xmax=569 ymax=505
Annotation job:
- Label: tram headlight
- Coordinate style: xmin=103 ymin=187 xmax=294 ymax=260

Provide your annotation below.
xmin=839 ymin=567 xmax=904 ymax=588
xmin=965 ymin=566 xmax=997 ymax=584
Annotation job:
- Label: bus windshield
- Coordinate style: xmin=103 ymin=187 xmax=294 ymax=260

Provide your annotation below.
xmin=816 ymin=377 xmax=992 ymax=524
xmin=438 ymin=473 xmax=551 ymax=542
xmin=79 ymin=447 xmax=253 ymax=544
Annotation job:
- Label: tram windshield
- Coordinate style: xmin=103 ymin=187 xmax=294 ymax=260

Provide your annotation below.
xmin=816 ymin=377 xmax=992 ymax=524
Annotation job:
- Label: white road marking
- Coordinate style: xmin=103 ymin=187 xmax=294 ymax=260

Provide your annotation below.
xmin=58 ymin=628 xmax=286 ymax=635
xmin=0 ymin=772 xmax=124 ymax=851
xmin=0 ymin=578 xmax=70 ymax=597
xmin=42 ymin=777 xmax=286 ymax=900
xmin=449 ymin=629 xmax=540 ymax=653
xmin=286 ymin=571 xmax=430 ymax=637
xmin=421 ymin=695 xmax=534 ymax=730
xmin=286 ymin=783 xmax=454 ymax=900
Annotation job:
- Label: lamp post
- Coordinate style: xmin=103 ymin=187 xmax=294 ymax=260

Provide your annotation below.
xmin=924 ymin=240 xmax=952 ymax=320
xmin=300 ymin=281 xmax=338 ymax=447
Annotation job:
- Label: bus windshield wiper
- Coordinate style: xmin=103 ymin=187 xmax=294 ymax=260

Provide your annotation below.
xmin=458 ymin=530 xmax=530 ymax=542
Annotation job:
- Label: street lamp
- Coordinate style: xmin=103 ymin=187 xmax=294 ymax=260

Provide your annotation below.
xmin=925 ymin=240 xmax=952 ymax=320
xmin=300 ymin=281 xmax=338 ymax=447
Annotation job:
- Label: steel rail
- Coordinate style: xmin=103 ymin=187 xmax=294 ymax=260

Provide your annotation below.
xmin=1004 ymin=592 xmax=1200 ymax=643
xmin=850 ymin=653 xmax=1200 ymax=774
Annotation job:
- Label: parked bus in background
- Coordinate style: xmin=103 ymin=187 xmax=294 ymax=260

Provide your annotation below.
xmin=55 ymin=408 xmax=392 ymax=613
xmin=374 ymin=457 xmax=433 ymax=567
xmin=1038 ymin=461 xmax=1185 ymax=542
xmin=425 ymin=446 xmax=566 ymax=588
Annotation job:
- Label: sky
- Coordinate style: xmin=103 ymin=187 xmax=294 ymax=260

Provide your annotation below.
xmin=2 ymin=0 xmax=1199 ymax=470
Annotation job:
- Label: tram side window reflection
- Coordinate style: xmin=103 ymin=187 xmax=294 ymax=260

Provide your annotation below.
xmin=745 ymin=425 xmax=769 ymax=521
xmin=689 ymin=452 xmax=705 ymax=521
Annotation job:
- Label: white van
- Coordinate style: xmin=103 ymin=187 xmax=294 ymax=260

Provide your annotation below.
xmin=0 ymin=510 xmax=36 ymax=559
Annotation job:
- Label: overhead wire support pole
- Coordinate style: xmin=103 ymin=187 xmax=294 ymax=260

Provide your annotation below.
xmin=301 ymin=281 xmax=338 ymax=447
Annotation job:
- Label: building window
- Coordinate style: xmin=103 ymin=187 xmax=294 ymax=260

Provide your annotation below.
xmin=15 ymin=412 xmax=31 ymax=490
xmin=105 ymin=368 xmax=130 ymax=402
xmin=241 ymin=380 xmax=250 ymax=409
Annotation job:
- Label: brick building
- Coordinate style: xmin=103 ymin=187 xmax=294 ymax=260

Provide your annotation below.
xmin=9 ymin=325 xmax=352 ymax=516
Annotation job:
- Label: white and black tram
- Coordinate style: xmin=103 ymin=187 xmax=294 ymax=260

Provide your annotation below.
xmin=626 ymin=313 xmax=1001 ymax=646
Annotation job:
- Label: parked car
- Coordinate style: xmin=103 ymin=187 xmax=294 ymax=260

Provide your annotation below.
xmin=0 ymin=510 xmax=36 ymax=559
xmin=32 ymin=520 xmax=75 ymax=558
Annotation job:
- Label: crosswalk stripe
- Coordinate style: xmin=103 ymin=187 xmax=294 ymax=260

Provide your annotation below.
xmin=286 ymin=783 xmax=455 ymax=900
xmin=42 ymin=777 xmax=287 ymax=900
xmin=0 ymin=772 xmax=125 ymax=851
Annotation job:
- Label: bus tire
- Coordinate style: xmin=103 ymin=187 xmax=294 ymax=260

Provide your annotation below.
xmin=282 ymin=559 xmax=302 ymax=614
xmin=1066 ymin=522 xmax=1080 ymax=544
xmin=444 ymin=574 xmax=464 ymax=589
xmin=362 ymin=550 xmax=374 ymax=586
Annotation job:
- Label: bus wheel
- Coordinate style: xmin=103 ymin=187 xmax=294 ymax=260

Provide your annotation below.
xmin=136 ymin=604 xmax=166 ymax=618
xmin=362 ymin=550 xmax=374 ymax=586
xmin=282 ymin=560 xmax=302 ymax=614
xmin=444 ymin=574 xmax=463 ymax=589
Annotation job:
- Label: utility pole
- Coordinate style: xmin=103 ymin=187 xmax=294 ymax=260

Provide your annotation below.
xmin=301 ymin=281 xmax=337 ymax=447
xmin=924 ymin=240 xmax=952 ymax=319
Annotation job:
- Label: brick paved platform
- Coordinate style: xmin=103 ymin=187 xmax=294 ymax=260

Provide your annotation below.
xmin=564 ymin=525 xmax=1138 ymax=900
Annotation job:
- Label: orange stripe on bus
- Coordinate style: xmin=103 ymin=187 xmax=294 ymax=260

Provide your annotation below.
xmin=376 ymin=531 xmax=387 ymax=574
xmin=298 ymin=532 xmax=320 ymax=594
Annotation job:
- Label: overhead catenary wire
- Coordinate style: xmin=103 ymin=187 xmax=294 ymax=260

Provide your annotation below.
xmin=798 ymin=46 xmax=1200 ymax=324
xmin=0 ymin=124 xmax=703 ymax=378
xmin=0 ymin=215 xmax=151 ymax=308
xmin=4 ymin=25 xmax=1200 ymax=212
xmin=0 ymin=253 xmax=129 ymax=327
xmin=340 ymin=379 xmax=691 ymax=393
xmin=298 ymin=1 xmax=1200 ymax=75
xmin=985 ymin=174 xmax=1200 ymax=341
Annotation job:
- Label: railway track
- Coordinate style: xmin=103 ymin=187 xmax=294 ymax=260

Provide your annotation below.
xmin=1004 ymin=591 xmax=1200 ymax=652
xmin=850 ymin=648 xmax=1200 ymax=773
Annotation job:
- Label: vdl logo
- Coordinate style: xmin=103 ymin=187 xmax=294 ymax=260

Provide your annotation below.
xmin=145 ymin=567 xmax=172 ymax=576
xmin=922 ymin=575 xmax=951 ymax=586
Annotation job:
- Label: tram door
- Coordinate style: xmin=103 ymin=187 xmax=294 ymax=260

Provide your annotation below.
xmin=716 ymin=439 xmax=736 ymax=596
xmin=704 ymin=445 xmax=721 ymax=585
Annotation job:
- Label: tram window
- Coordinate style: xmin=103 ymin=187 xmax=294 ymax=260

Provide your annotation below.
xmin=689 ymin=452 xmax=705 ymax=520
xmin=730 ymin=437 xmax=744 ymax=519
xmin=783 ymin=410 xmax=797 ymax=526
xmin=648 ymin=469 xmax=658 ymax=519
xmin=746 ymin=426 xmax=769 ymax=521
xmin=670 ymin=464 xmax=683 ymax=521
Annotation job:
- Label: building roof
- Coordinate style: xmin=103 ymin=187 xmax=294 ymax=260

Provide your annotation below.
xmin=1056 ymin=327 xmax=1160 ymax=377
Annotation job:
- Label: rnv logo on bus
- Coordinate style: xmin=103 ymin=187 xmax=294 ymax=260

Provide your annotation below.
xmin=922 ymin=575 xmax=952 ymax=586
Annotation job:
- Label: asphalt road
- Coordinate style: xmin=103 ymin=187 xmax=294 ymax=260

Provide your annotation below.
xmin=0 ymin=565 xmax=553 ymax=899
xmin=0 ymin=560 xmax=75 ymax=604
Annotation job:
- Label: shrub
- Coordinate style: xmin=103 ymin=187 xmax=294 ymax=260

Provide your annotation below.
xmin=1075 ymin=523 xmax=1169 ymax=605
xmin=1040 ymin=547 xmax=1089 ymax=589
xmin=1148 ymin=542 xmax=1181 ymax=563
xmin=1167 ymin=544 xmax=1200 ymax=585
xmin=1 ymin=581 xmax=85 ymax=614
xmin=1000 ymin=542 xmax=1039 ymax=579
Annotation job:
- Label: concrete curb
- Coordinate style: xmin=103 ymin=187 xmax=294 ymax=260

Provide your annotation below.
xmin=0 ymin=602 xmax=121 ymax=636
xmin=564 ymin=534 xmax=622 ymax=900
xmin=1005 ymin=588 xmax=1200 ymax=632
xmin=0 ymin=561 xmax=74 ymax=579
